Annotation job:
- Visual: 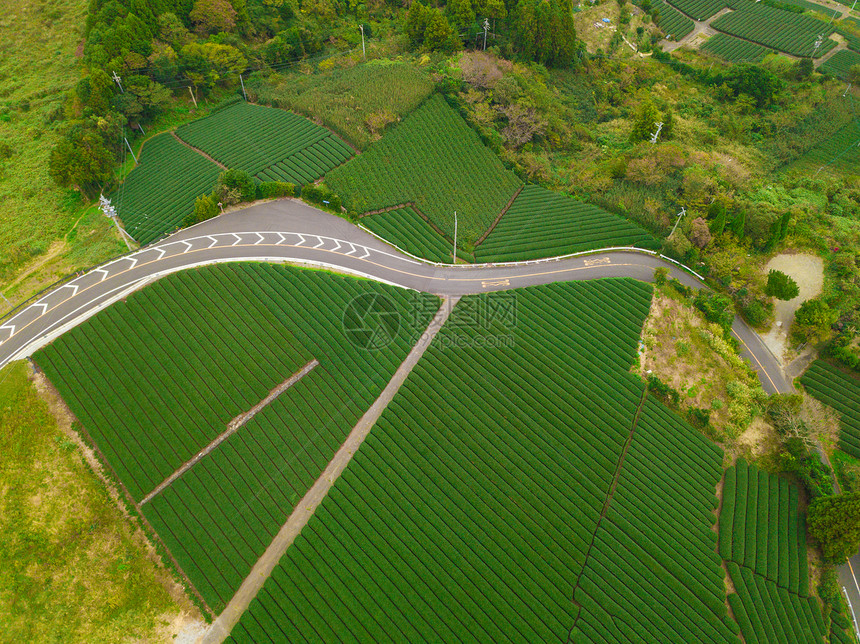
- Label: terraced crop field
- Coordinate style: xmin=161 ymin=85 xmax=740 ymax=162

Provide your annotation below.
xmin=701 ymin=33 xmax=770 ymax=62
xmin=820 ymin=49 xmax=860 ymax=78
xmin=111 ymin=133 xmax=221 ymax=245
xmin=800 ymin=360 xmax=860 ymax=459
xmin=361 ymin=207 xmax=453 ymax=263
xmin=653 ymin=0 xmax=695 ymax=39
xmin=784 ymin=121 xmax=860 ymax=176
xmin=663 ymin=0 xmax=729 ymax=21
xmin=720 ymin=459 xmax=826 ymax=643
xmin=175 ymin=102 xmax=354 ymax=185
xmin=475 ymin=185 xmax=659 ymax=263
xmin=326 ymin=94 xmax=523 ymax=245
xmin=711 ymin=5 xmax=837 ymax=57
xmin=226 ymin=279 xmax=745 ymax=642
xmin=34 ymin=264 xmax=438 ymax=612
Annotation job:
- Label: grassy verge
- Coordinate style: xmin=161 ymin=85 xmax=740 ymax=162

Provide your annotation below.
xmin=0 ymin=361 xmax=196 ymax=642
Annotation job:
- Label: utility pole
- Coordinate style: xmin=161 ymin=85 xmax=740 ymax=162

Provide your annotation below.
xmin=453 ymin=211 xmax=458 ymax=264
xmin=649 ymin=121 xmax=663 ymax=144
xmin=845 ymin=83 xmax=852 ymax=97
xmin=99 ymin=194 xmax=133 ymax=251
xmin=239 ymin=74 xmax=247 ymax=100
xmin=188 ymin=86 xmax=198 ymax=108
xmin=124 ymin=137 xmax=137 ymax=164
xmin=669 ymin=207 xmax=686 ymax=237
xmin=138 ymin=123 xmax=145 ymax=136
xmin=483 ymin=18 xmax=490 ymax=50
xmin=359 ymin=24 xmax=366 ymax=61
xmin=111 ymin=70 xmax=123 ymax=93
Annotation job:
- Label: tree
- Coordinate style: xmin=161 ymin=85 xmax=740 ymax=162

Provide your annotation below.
xmin=406 ymin=0 xmax=429 ymax=46
xmin=629 ymin=100 xmax=661 ymax=143
xmin=49 ymin=119 xmax=120 ymax=196
xmin=512 ymin=0 xmax=579 ymax=67
xmin=184 ymin=194 xmax=220 ymax=227
xmin=708 ymin=201 xmax=727 ymax=235
xmin=792 ymin=297 xmax=837 ymax=345
xmin=712 ymin=64 xmax=784 ymax=108
xmin=423 ymin=9 xmax=457 ymax=53
xmin=448 ymin=0 xmax=475 ymax=33
xmin=808 ymin=493 xmax=860 ymax=563
xmin=729 ymin=209 xmax=745 ymax=237
xmin=215 ymin=169 xmax=256 ymax=204
xmin=765 ymin=269 xmax=799 ymax=300
xmin=795 ymin=57 xmax=814 ymax=80
xmin=689 ymin=217 xmax=712 ymax=249
xmin=190 ymin=0 xmax=237 ymax=35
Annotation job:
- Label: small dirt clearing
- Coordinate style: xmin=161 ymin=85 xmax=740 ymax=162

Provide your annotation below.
xmin=760 ymin=253 xmax=824 ymax=364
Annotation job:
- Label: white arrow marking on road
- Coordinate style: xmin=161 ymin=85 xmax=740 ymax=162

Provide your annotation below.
xmin=206 ymin=236 xmax=219 ymax=249
xmin=357 ymin=246 xmax=371 ymax=260
xmin=179 ymin=240 xmax=194 ymax=253
xmin=312 ymin=236 xmax=326 ymax=249
xmin=331 ymin=240 xmax=342 ymax=252
xmin=62 ymin=283 xmax=80 ymax=297
xmin=30 ymin=302 xmax=48 ymax=315
xmin=153 ymin=247 xmax=167 ymax=260
xmin=253 ymin=233 xmax=265 ymax=245
xmin=0 ymin=324 xmax=15 ymax=341
xmin=296 ymin=233 xmax=308 ymax=246
xmin=344 ymin=243 xmax=357 ymax=255
xmin=231 ymin=234 xmax=242 ymax=247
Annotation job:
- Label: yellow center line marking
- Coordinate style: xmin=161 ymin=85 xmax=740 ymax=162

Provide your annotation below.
xmin=731 ymin=328 xmax=779 ymax=392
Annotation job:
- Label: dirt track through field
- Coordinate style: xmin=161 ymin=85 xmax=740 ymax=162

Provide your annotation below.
xmin=200 ymin=296 xmax=458 ymax=644
xmin=171 ymin=131 xmax=227 ymax=170
xmin=139 ymin=359 xmax=319 ymax=506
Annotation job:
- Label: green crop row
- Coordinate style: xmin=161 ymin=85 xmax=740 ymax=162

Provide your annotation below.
xmin=800 ymin=360 xmax=860 ymax=459
xmin=110 ymin=133 xmax=221 ymax=245
xmin=720 ymin=459 xmax=809 ymax=593
xmin=474 ymin=185 xmax=659 ymax=263
xmin=35 ymin=264 xmax=439 ymax=613
xmin=727 ymin=563 xmax=826 ymax=643
xmin=652 ymin=0 xmax=695 ymax=40
xmin=174 ymin=101 xmax=353 ymax=177
xmin=226 ymin=279 xmax=655 ymax=641
xmin=362 ymin=207 xmax=455 ymax=264
xmin=255 ymin=134 xmax=353 ymax=185
xmin=820 ymin=49 xmax=860 ymax=79
xmin=701 ymin=33 xmax=770 ymax=63
xmin=711 ymin=5 xmax=837 ymax=58
xmin=325 ymin=94 xmax=523 ymax=245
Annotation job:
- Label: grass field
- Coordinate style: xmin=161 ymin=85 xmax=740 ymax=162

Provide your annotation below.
xmin=0 ymin=0 xmax=123 ymax=293
xmin=361 ymin=207 xmax=454 ymax=263
xmin=174 ymin=101 xmax=354 ymax=183
xmin=0 ymin=361 xmax=185 ymax=642
xmin=711 ymin=5 xmax=837 ymax=58
xmin=700 ymin=33 xmax=770 ymax=63
xmin=326 ymin=94 xmax=523 ymax=244
xmin=475 ymin=185 xmax=659 ymax=263
xmin=111 ymin=133 xmax=222 ymax=245
xmin=720 ymin=459 xmax=826 ymax=643
xmin=253 ymin=60 xmax=435 ymax=150
xmin=35 ymin=264 xmax=438 ymax=613
xmin=800 ymin=360 xmax=860 ymax=459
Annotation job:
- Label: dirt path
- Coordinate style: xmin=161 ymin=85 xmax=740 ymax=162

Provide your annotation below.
xmin=140 ymin=360 xmax=319 ymax=506
xmin=171 ymin=132 xmax=227 ymax=170
xmin=199 ymin=296 xmax=459 ymax=644
xmin=759 ymin=253 xmax=824 ymax=367
xmin=816 ymin=35 xmax=848 ymax=68
xmin=661 ymin=6 xmax=733 ymax=51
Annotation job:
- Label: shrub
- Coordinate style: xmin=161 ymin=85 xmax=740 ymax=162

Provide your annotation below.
xmin=183 ymin=194 xmax=219 ymax=228
xmin=654 ymin=266 xmax=668 ymax=285
xmin=301 ymin=184 xmax=342 ymax=213
xmin=216 ymin=168 xmax=256 ymax=204
xmin=258 ymin=181 xmax=295 ymax=199
xmin=765 ymin=269 xmax=800 ymax=300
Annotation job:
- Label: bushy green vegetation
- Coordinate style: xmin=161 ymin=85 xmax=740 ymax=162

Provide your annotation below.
xmin=801 ymin=360 xmax=860 ymax=459
xmin=175 ymin=101 xmax=354 ymax=182
xmin=249 ymin=60 xmax=435 ymax=150
xmin=701 ymin=34 xmax=770 ymax=63
xmin=35 ymin=264 xmax=437 ymax=613
xmin=361 ymin=207 xmax=455 ymax=263
xmin=711 ymin=6 xmax=837 ymax=58
xmin=808 ymin=492 xmax=860 ymax=563
xmin=475 ymin=185 xmax=659 ymax=262
xmin=326 ymin=94 xmax=523 ymax=244
xmin=0 ymin=361 xmax=183 ymax=641
xmin=111 ymin=133 xmax=221 ymax=244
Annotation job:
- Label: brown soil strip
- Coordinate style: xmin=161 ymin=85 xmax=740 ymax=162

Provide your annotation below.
xmin=201 ymin=296 xmax=459 ymax=644
xmin=171 ymin=131 xmax=227 ymax=170
xmin=359 ymin=202 xmax=417 ymax=218
xmin=140 ymin=359 xmax=319 ymax=507
xmin=474 ymin=184 xmax=524 ymax=248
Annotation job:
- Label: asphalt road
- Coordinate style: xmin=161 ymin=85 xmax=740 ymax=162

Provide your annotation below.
xmin=2 ymin=197 xmax=851 ymax=628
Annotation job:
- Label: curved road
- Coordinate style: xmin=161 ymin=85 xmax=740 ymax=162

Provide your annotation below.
xmin=0 ymin=199 xmax=787 ymax=394
xmin=6 ymin=198 xmax=852 ymax=628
